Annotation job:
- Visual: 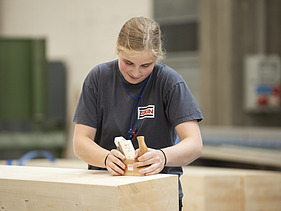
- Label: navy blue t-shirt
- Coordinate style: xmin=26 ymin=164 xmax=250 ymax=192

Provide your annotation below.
xmin=73 ymin=59 xmax=203 ymax=199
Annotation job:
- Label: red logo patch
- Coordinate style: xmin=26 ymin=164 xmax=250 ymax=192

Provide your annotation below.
xmin=138 ymin=105 xmax=155 ymax=119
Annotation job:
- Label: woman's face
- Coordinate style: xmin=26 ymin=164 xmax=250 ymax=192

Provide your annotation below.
xmin=117 ymin=50 xmax=157 ymax=84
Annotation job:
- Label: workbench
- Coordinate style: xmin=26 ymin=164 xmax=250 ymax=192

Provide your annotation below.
xmin=0 ymin=165 xmax=178 ymax=210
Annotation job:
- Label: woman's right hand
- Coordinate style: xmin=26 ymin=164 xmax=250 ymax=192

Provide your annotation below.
xmin=105 ymin=149 xmax=126 ymax=176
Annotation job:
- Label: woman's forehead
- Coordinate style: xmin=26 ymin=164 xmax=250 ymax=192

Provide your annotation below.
xmin=119 ymin=49 xmax=156 ymax=62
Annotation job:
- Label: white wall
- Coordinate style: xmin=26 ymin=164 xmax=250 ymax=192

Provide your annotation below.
xmin=0 ymin=0 xmax=153 ymax=102
xmin=0 ymin=0 xmax=153 ymax=157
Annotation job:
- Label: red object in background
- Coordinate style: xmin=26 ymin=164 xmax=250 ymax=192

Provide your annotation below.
xmin=257 ymin=96 xmax=268 ymax=106
xmin=273 ymin=85 xmax=281 ymax=96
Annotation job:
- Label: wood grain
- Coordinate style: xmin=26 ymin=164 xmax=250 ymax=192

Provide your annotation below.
xmin=181 ymin=166 xmax=281 ymax=211
xmin=0 ymin=165 xmax=178 ymax=210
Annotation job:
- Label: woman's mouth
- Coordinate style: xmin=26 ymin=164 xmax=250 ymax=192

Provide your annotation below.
xmin=128 ymin=74 xmax=141 ymax=80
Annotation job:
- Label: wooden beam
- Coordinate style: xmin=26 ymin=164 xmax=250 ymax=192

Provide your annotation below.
xmin=181 ymin=166 xmax=281 ymax=211
xmin=0 ymin=165 xmax=178 ymax=210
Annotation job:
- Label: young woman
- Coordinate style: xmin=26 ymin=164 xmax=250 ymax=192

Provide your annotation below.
xmin=73 ymin=17 xmax=203 ymax=210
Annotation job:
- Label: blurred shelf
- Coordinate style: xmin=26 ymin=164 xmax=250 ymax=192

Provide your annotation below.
xmin=0 ymin=132 xmax=65 ymax=148
xmin=198 ymin=126 xmax=281 ymax=170
xmin=0 ymin=159 xmax=86 ymax=169
xmin=0 ymin=132 xmax=65 ymax=159
xmin=201 ymin=126 xmax=281 ymax=149
xmin=201 ymin=145 xmax=281 ymax=168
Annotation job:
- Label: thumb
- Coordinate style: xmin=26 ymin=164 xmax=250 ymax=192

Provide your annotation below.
xmin=134 ymin=148 xmax=139 ymax=159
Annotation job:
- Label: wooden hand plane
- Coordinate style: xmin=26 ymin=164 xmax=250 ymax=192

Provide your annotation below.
xmin=114 ymin=136 xmax=148 ymax=176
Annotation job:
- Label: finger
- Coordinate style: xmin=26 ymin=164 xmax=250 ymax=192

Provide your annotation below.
xmin=111 ymin=149 xmax=126 ymax=160
xmin=134 ymin=149 xmax=139 ymax=159
xmin=137 ymin=151 xmax=154 ymax=162
xmin=134 ymin=150 xmax=164 ymax=172
xmin=107 ymin=154 xmax=126 ymax=170
xmin=139 ymin=164 xmax=162 ymax=176
xmin=134 ymin=152 xmax=153 ymax=168
xmin=107 ymin=165 xmax=123 ymax=176
xmin=106 ymin=158 xmax=125 ymax=175
xmin=133 ymin=159 xmax=151 ymax=168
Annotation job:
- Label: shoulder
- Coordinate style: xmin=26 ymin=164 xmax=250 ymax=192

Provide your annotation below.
xmin=88 ymin=60 xmax=118 ymax=78
xmin=152 ymin=63 xmax=185 ymax=87
xmin=84 ymin=60 xmax=118 ymax=87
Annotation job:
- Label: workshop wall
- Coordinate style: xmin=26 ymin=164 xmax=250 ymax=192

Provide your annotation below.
xmin=0 ymin=0 xmax=153 ymax=127
xmin=0 ymin=0 xmax=153 ymax=157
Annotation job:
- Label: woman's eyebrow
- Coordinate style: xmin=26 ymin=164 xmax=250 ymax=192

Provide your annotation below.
xmin=124 ymin=59 xmax=133 ymax=64
xmin=142 ymin=62 xmax=153 ymax=66
xmin=123 ymin=59 xmax=153 ymax=66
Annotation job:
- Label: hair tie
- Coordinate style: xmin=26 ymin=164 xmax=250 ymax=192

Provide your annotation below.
xmin=104 ymin=153 xmax=110 ymax=167
xmin=159 ymin=149 xmax=167 ymax=166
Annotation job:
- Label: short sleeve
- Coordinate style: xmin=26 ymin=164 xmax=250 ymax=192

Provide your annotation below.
xmin=73 ymin=74 xmax=98 ymax=129
xmin=164 ymin=82 xmax=203 ymax=127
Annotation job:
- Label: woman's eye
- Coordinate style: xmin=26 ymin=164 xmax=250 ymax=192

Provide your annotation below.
xmin=142 ymin=64 xmax=150 ymax=68
xmin=125 ymin=61 xmax=133 ymax=65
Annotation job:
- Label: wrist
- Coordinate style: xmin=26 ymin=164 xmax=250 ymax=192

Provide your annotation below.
xmin=104 ymin=153 xmax=110 ymax=168
xmin=159 ymin=149 xmax=167 ymax=167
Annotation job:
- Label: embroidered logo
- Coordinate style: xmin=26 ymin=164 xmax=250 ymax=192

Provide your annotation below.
xmin=138 ymin=105 xmax=155 ymax=119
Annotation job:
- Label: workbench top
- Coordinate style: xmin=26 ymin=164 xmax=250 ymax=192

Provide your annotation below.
xmin=0 ymin=165 xmax=175 ymax=186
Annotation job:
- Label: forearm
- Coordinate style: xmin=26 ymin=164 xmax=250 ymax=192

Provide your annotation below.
xmin=162 ymin=137 xmax=202 ymax=167
xmin=162 ymin=120 xmax=203 ymax=167
xmin=135 ymin=136 xmax=202 ymax=176
xmin=73 ymin=124 xmax=109 ymax=168
xmin=73 ymin=137 xmax=109 ymax=168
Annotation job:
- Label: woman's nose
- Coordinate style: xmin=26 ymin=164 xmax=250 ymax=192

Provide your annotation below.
xmin=130 ymin=66 xmax=140 ymax=77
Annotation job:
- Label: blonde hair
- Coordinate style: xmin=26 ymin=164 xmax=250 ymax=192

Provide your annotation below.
xmin=117 ymin=17 xmax=165 ymax=60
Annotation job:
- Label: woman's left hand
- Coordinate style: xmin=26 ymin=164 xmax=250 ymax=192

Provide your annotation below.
xmin=133 ymin=148 xmax=165 ymax=176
